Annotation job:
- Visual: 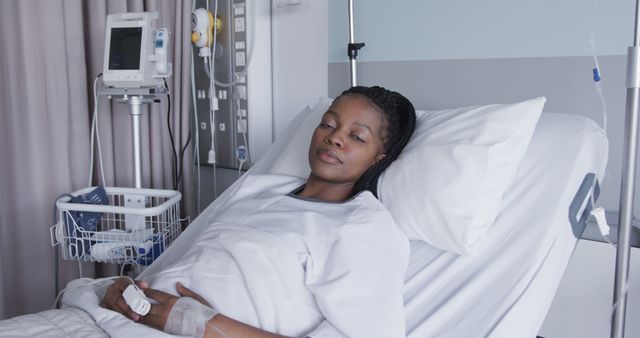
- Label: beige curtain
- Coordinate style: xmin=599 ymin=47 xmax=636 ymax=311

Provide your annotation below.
xmin=0 ymin=0 xmax=193 ymax=318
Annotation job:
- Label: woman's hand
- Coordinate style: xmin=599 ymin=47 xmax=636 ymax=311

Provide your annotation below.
xmin=135 ymin=284 xmax=178 ymax=330
xmin=140 ymin=283 xmax=289 ymax=338
xmin=100 ymin=277 xmax=150 ymax=321
xmin=138 ymin=282 xmax=212 ymax=331
xmin=173 ymin=282 xmax=212 ymax=307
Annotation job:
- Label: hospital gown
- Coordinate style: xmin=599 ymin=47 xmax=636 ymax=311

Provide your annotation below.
xmin=146 ymin=174 xmax=410 ymax=338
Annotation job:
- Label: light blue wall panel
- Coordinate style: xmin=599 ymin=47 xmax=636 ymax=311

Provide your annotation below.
xmin=329 ymin=0 xmax=634 ymax=62
xmin=327 ymin=3 xmax=639 ymax=338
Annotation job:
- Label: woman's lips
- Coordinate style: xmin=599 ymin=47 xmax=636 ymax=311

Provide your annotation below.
xmin=317 ymin=149 xmax=342 ymax=164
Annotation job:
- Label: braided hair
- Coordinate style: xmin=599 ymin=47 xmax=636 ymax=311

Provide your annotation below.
xmin=335 ymin=86 xmax=416 ymax=198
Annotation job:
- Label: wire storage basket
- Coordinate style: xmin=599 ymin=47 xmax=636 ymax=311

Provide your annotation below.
xmin=51 ymin=186 xmax=184 ymax=266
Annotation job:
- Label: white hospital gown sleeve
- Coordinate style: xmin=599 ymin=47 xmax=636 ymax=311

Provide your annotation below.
xmin=305 ymin=199 xmax=410 ymax=338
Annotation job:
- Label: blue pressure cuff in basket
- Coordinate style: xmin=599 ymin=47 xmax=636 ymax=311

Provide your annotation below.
xmin=69 ymin=186 xmax=109 ymax=231
xmin=64 ymin=186 xmax=108 ymax=256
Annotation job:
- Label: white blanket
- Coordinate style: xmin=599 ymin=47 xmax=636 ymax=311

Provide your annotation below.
xmin=61 ymin=278 xmax=178 ymax=337
xmin=60 ymin=174 xmax=409 ymax=338
xmin=0 ymin=305 xmax=107 ymax=338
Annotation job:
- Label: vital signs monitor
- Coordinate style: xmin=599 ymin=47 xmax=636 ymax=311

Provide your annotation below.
xmin=102 ymin=12 xmax=171 ymax=88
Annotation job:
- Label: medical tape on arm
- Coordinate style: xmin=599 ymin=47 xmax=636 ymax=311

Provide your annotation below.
xmin=164 ymin=297 xmax=227 ymax=338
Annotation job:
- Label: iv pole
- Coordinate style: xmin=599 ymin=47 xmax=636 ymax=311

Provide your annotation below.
xmin=347 ymin=0 xmax=364 ymax=87
xmin=612 ymin=0 xmax=640 ymax=336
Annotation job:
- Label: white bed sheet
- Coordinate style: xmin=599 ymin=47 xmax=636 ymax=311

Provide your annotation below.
xmin=403 ymin=112 xmax=607 ymax=337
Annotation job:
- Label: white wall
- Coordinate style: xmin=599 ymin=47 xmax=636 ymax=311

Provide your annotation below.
xmin=272 ymin=2 xmax=327 ymax=136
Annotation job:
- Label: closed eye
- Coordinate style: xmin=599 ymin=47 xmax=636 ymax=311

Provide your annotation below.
xmin=352 ymin=134 xmax=365 ymax=143
xmin=319 ymin=122 xmax=335 ymax=129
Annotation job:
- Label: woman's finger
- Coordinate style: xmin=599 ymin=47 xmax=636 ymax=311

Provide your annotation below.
xmin=127 ymin=310 xmax=140 ymax=322
xmin=103 ymin=281 xmax=127 ymax=310
xmin=175 ymin=282 xmax=194 ymax=296
xmin=114 ymin=277 xmax=132 ymax=290
xmin=136 ymin=280 xmax=150 ymax=289
xmin=114 ymin=296 xmax=128 ymax=313
xmin=175 ymin=282 xmax=211 ymax=306
xmin=143 ymin=287 xmax=176 ymax=303
xmin=110 ymin=293 xmax=139 ymax=321
xmin=101 ymin=283 xmax=140 ymax=321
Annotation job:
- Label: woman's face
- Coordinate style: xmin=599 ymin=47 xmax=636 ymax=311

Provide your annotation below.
xmin=307 ymin=95 xmax=387 ymax=186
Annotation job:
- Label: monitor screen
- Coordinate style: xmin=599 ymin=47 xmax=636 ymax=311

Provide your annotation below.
xmin=108 ymin=27 xmax=143 ymax=70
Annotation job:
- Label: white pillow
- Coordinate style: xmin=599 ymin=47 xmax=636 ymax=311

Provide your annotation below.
xmin=260 ymin=96 xmax=545 ymax=255
xmin=379 ymin=97 xmax=545 ymax=255
xmin=267 ymin=98 xmax=332 ymax=177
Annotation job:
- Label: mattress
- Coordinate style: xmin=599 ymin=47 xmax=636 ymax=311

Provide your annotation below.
xmin=404 ymin=113 xmax=607 ymax=337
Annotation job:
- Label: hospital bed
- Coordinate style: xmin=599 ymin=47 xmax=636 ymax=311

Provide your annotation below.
xmin=0 ymin=98 xmax=607 ymax=337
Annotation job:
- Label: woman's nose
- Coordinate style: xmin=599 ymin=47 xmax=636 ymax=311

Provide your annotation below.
xmin=325 ymin=132 xmax=343 ymax=148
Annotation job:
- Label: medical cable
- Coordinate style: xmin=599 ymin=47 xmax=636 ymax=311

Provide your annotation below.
xmin=191 ymin=47 xmax=203 ymax=214
xmin=237 ymin=158 xmax=244 ymax=177
xmin=189 ymin=0 xmax=204 ymax=211
xmin=163 ymin=79 xmax=193 ymax=191
xmin=589 ymin=0 xmax=608 ymax=133
xmin=234 ymin=96 xmax=249 ymax=177
xmin=200 ymin=0 xmax=220 ymax=173
xmin=88 ymin=74 xmax=107 ymax=187
xmin=208 ymin=0 xmax=220 ymax=198
xmin=587 ymin=0 xmax=610 ymax=245
xmin=164 ymin=78 xmax=179 ymax=189
xmin=209 ymin=0 xmax=219 ymax=168
xmin=118 ymin=262 xmax=130 ymax=278
xmin=176 ymin=108 xmax=193 ymax=191
xmin=238 ymin=98 xmax=250 ymax=164
xmin=209 ymin=102 xmax=217 ymax=168
xmin=192 ymin=2 xmax=219 ymax=203
xmin=95 ymin=76 xmax=106 ymax=186
xmin=205 ymin=0 xmax=256 ymax=88
xmin=587 ymin=0 xmax=612 ymax=245
xmin=588 ymin=0 xmax=631 ymax=325
xmin=205 ymin=0 xmax=219 ymax=102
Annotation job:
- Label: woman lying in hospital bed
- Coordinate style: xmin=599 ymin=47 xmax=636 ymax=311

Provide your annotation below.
xmin=100 ymin=85 xmax=417 ymax=338
xmin=0 ymin=85 xmax=605 ymax=336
